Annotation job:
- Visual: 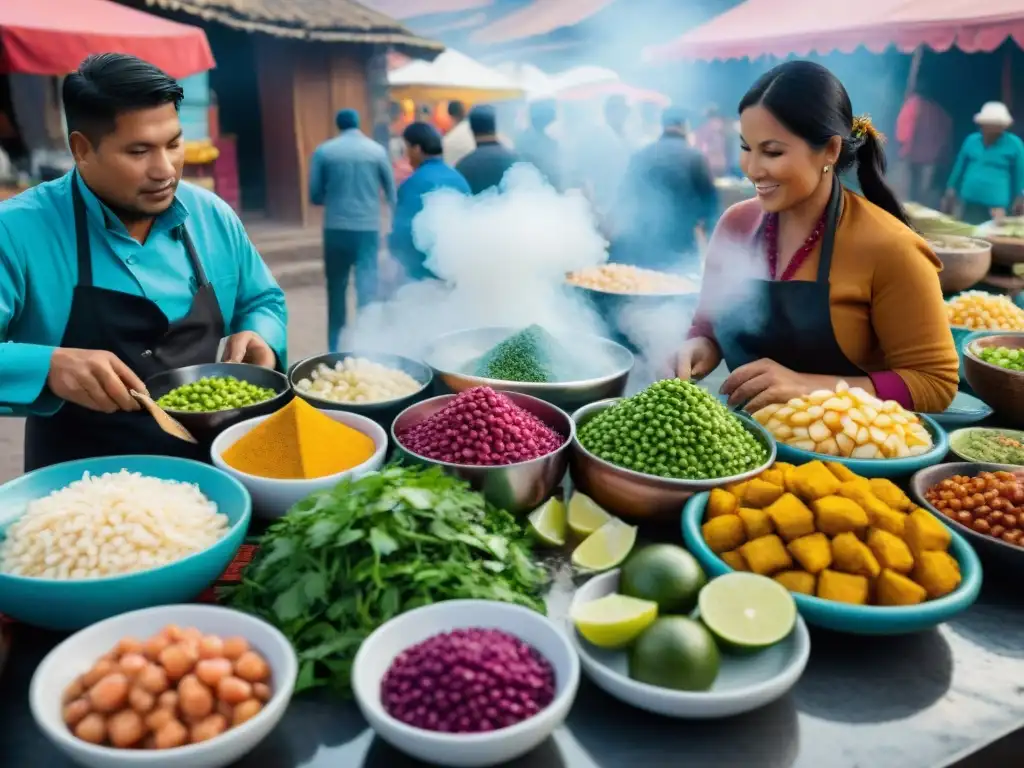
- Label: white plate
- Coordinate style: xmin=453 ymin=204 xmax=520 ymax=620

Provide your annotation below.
xmin=569 ymin=570 xmax=810 ymax=719
xmin=30 ymin=604 xmax=297 ymax=768
xmin=352 ymin=599 xmax=579 ymax=768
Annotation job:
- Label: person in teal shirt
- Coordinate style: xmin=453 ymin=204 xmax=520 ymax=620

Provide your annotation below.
xmin=0 ymin=54 xmax=287 ymax=470
xmin=943 ymin=101 xmax=1024 ymax=225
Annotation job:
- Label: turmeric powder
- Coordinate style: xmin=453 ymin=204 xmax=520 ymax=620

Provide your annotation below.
xmin=222 ymin=398 xmax=376 ymax=479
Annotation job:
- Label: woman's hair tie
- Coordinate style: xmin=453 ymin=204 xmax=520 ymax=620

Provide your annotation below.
xmin=851 ymin=114 xmax=884 ymax=144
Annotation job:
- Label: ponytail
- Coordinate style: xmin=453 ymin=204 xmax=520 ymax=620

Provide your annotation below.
xmin=854 ymin=132 xmax=911 ymax=228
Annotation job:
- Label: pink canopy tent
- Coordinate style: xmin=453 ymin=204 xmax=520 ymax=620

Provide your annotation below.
xmin=557 ymin=80 xmax=670 ymax=107
xmin=644 ymin=0 xmax=1024 ymax=62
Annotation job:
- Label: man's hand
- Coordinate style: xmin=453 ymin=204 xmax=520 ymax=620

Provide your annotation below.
xmin=720 ymin=358 xmax=826 ymax=414
xmin=46 ymin=348 xmax=146 ymax=413
xmin=991 ymin=208 xmax=1007 ymax=223
xmin=222 ymin=332 xmax=275 ymax=368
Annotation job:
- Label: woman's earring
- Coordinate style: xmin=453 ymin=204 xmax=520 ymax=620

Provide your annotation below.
xmin=823 ymin=164 xmax=832 ymax=174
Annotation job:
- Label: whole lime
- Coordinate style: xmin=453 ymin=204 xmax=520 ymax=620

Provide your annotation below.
xmin=628 ymin=616 xmax=720 ymax=691
xmin=619 ymin=544 xmax=707 ymax=613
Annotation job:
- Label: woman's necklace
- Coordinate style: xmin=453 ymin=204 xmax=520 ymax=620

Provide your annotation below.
xmin=764 ymin=210 xmax=828 ymax=281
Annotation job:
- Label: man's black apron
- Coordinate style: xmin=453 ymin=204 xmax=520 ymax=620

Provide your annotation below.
xmin=712 ymin=176 xmax=865 ymax=379
xmin=23 ymin=177 xmax=226 ymax=471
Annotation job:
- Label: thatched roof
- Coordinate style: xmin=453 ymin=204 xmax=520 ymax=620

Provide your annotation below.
xmin=144 ymin=0 xmax=444 ymax=57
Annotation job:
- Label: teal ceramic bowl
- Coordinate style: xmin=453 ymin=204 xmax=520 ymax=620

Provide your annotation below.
xmin=681 ymin=492 xmax=982 ymax=635
xmin=773 ymin=413 xmax=948 ymax=479
xmin=0 ymin=456 xmax=251 ymax=630
xmin=954 ymin=328 xmax=1023 ymax=388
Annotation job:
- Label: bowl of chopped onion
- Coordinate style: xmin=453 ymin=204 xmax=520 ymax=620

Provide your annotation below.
xmin=0 ymin=456 xmax=251 ymax=630
xmin=288 ymin=351 xmax=433 ymax=428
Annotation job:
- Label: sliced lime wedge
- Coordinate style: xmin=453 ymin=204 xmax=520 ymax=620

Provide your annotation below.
xmin=571 ymin=519 xmax=637 ymax=570
xmin=568 ymin=492 xmax=614 ymax=536
xmin=571 ymin=593 xmax=659 ymax=649
xmin=527 ymin=497 xmax=567 ymax=547
xmin=697 ymin=572 xmax=797 ymax=651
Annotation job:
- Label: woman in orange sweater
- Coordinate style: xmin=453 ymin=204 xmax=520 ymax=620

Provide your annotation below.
xmin=677 ymin=61 xmax=958 ymax=415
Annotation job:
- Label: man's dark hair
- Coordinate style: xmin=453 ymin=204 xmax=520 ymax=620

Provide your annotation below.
xmin=468 ymin=105 xmax=497 ymax=137
xmin=63 ymin=54 xmax=184 ymax=145
xmin=336 ymin=108 xmax=360 ymax=131
xmin=448 ymin=100 xmax=466 ymax=120
xmin=403 ymin=121 xmax=443 ymax=156
xmin=529 ymin=100 xmax=557 ymax=130
xmin=662 ymin=106 xmax=687 ymax=129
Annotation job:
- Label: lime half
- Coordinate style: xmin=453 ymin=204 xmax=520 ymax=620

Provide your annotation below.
xmin=568 ymin=492 xmax=614 ymax=537
xmin=698 ymin=572 xmax=797 ymax=651
xmin=571 ymin=519 xmax=638 ymax=570
xmin=571 ymin=593 xmax=658 ymax=649
xmin=528 ymin=497 xmax=567 ymax=547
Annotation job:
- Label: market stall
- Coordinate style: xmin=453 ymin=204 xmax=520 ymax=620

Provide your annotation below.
xmin=388 ymin=49 xmax=525 ymax=105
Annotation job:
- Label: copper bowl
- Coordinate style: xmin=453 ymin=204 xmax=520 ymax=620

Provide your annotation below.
xmin=963 ymin=333 xmax=1024 ymax=426
xmin=927 ymin=236 xmax=992 ymax=294
xmin=568 ymin=399 xmax=776 ymax=521
xmin=985 ymin=236 xmax=1024 ymax=267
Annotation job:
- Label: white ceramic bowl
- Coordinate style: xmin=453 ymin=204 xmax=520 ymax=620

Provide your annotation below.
xmin=30 ymin=604 xmax=298 ymax=768
xmin=352 ymin=600 xmax=579 ymax=768
xmin=211 ymin=408 xmax=388 ymax=518
xmin=569 ymin=570 xmax=810 ymax=719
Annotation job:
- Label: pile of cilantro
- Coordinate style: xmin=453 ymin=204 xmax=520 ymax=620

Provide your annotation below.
xmin=225 ymin=465 xmax=548 ymax=695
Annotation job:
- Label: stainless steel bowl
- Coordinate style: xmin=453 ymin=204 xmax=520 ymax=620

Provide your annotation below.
xmin=568 ymin=398 xmax=777 ymax=521
xmin=565 ymin=283 xmax=699 ymax=353
xmin=391 ymin=392 xmax=574 ymax=515
xmin=145 ymin=362 xmax=291 ymax=443
xmin=909 ymin=462 xmax=1024 ymax=572
xmin=423 ymin=326 xmax=633 ymax=412
xmin=289 ymin=351 xmax=433 ymax=429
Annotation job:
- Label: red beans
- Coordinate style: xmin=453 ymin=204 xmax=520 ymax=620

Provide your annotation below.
xmin=380 ymin=628 xmax=556 ymax=734
xmin=925 ymin=471 xmax=1024 ymax=547
xmin=397 ymin=387 xmax=564 ymax=466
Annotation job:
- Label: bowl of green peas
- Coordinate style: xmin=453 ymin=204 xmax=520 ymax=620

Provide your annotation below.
xmin=964 ymin=333 xmax=1024 ymax=427
xmin=145 ymin=362 xmax=292 ymax=442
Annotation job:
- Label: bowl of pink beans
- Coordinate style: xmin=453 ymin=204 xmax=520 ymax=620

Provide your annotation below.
xmin=391 ymin=387 xmax=574 ymax=514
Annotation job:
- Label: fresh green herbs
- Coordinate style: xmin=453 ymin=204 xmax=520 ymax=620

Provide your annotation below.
xmin=225 ymin=465 xmax=548 ymax=695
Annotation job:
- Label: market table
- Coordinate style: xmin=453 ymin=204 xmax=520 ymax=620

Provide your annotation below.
xmin=2 ymin=558 xmax=1022 ymax=768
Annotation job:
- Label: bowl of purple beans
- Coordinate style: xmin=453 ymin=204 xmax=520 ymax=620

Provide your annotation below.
xmin=391 ymin=387 xmax=574 ymax=514
xmin=351 ymin=599 xmax=580 ymax=767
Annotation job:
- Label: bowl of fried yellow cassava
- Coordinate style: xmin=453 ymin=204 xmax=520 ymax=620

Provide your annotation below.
xmin=681 ymin=460 xmax=982 ymax=635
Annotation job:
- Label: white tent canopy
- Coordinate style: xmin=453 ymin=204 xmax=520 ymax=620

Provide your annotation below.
xmin=389 ymin=49 xmax=524 ymax=102
xmin=548 ymin=66 xmax=620 ymax=93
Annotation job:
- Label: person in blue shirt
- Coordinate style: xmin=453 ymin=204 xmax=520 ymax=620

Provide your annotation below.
xmin=455 ymin=105 xmax=521 ymax=195
xmin=388 ymin=122 xmax=470 ymax=282
xmin=943 ymin=102 xmax=1024 ymax=224
xmin=309 ymin=108 xmax=395 ymax=351
xmin=0 ymin=54 xmax=287 ymax=471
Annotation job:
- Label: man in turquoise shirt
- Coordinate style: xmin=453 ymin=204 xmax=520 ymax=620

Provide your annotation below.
xmin=0 ymin=54 xmax=287 ymax=470
xmin=943 ymin=101 xmax=1024 ymax=225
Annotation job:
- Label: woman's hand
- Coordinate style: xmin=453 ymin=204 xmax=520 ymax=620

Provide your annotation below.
xmin=675 ymin=337 xmax=722 ymax=381
xmin=721 ymin=359 xmax=834 ymax=413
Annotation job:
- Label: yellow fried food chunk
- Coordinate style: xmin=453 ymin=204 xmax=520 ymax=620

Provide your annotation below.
xmin=913 ymin=551 xmax=962 ymax=599
xmin=739 ymin=535 xmax=793 ymax=576
xmin=831 ymin=532 xmax=882 ymax=578
xmin=825 ymin=461 xmax=860 ymax=483
xmin=742 ymin=478 xmax=785 ymax=508
xmin=838 ymin=481 xmax=904 ymax=532
xmin=702 ymin=514 xmax=746 ymax=554
xmin=868 ymin=478 xmax=913 ymax=511
xmin=725 ymin=480 xmax=749 ymax=499
xmin=707 ymin=488 xmax=739 ymax=519
xmin=866 ymin=527 xmax=914 ymax=574
xmin=904 ymin=508 xmax=952 ymax=554
xmin=812 ymin=495 xmax=870 ymax=537
xmin=876 ymin=569 xmax=927 ymax=606
xmin=774 ymin=570 xmax=817 ymax=595
xmin=721 ymin=549 xmax=749 ymax=571
xmin=787 ymin=532 xmax=833 ymax=574
xmin=786 ymin=461 xmax=842 ymax=501
xmin=817 ymin=569 xmax=870 ymax=605
xmin=738 ymin=507 xmax=774 ymax=540
xmin=760 ymin=467 xmax=785 ymax=487
xmin=764 ymin=493 xmax=816 ymax=542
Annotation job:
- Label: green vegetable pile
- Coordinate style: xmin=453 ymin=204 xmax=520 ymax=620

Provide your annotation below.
xmin=578 ymin=379 xmax=769 ymax=480
xmin=225 ymin=465 xmax=548 ymax=694
xmin=952 ymin=430 xmax=1024 ymax=465
xmin=978 ymin=345 xmax=1024 ymax=371
xmin=470 ymin=325 xmax=577 ymax=383
xmin=157 ymin=376 xmax=276 ymax=412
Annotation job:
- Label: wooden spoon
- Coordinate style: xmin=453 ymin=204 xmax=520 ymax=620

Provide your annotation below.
xmin=130 ymin=390 xmax=198 ymax=444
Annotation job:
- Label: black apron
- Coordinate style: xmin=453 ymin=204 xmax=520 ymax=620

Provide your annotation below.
xmin=713 ymin=177 xmax=864 ymax=378
xmin=23 ymin=177 xmax=226 ymax=471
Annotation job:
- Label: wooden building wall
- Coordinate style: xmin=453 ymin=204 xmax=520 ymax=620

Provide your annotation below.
xmin=255 ymin=38 xmax=372 ymax=225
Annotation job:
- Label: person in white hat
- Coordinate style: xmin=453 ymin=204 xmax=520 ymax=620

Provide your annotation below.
xmin=942 ymin=101 xmax=1024 ymax=224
